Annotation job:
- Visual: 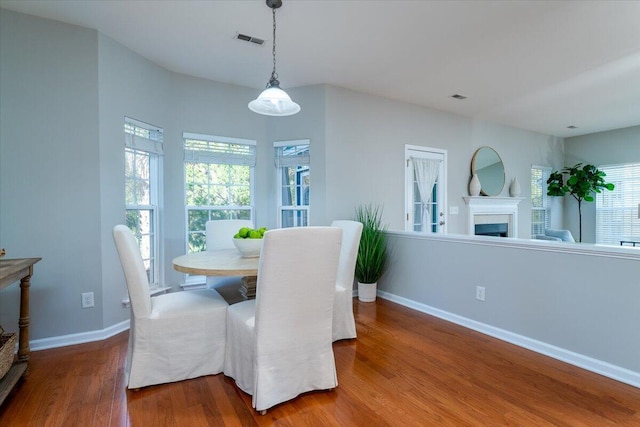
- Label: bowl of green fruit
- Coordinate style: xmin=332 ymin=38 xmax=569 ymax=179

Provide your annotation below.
xmin=232 ymin=226 xmax=267 ymax=257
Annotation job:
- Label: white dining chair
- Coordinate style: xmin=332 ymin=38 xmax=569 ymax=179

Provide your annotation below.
xmin=223 ymin=226 xmax=342 ymax=413
xmin=113 ymin=224 xmax=228 ymax=389
xmin=205 ymin=219 xmax=253 ymax=304
xmin=330 ymin=220 xmax=363 ymax=341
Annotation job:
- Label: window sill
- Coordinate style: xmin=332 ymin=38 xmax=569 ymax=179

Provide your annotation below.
xmin=121 ymin=286 xmax=172 ymax=308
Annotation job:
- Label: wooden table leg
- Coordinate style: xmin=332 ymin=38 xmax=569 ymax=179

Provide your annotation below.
xmin=17 ymin=268 xmax=32 ymax=376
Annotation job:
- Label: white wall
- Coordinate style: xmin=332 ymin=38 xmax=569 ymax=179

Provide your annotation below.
xmin=563 ymin=125 xmax=640 ymax=243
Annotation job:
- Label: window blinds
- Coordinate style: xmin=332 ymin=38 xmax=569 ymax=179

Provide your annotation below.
xmin=596 ymin=163 xmax=640 ymax=244
xmin=530 ymin=166 xmax=551 ymax=235
xmin=124 ymin=119 xmax=164 ymax=155
xmin=274 ymin=140 xmax=310 ymax=168
xmin=183 ymin=132 xmax=256 ymax=166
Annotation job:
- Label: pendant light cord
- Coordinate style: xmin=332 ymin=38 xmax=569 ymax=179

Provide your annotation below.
xmin=270 ymin=6 xmax=279 ymax=84
xmin=248 ymin=0 xmax=300 ymax=116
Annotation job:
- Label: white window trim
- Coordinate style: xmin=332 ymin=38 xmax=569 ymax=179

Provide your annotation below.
xmin=182 ymin=133 xmax=256 ymax=246
xmin=530 ymin=164 xmax=551 ymax=238
xmin=124 ymin=117 xmax=164 ymax=288
xmin=275 ymin=139 xmax=310 ymax=228
xmin=596 ymin=162 xmax=640 ymax=245
xmin=182 ymin=133 xmax=256 ymax=285
xmin=183 ymin=132 xmax=256 ymax=147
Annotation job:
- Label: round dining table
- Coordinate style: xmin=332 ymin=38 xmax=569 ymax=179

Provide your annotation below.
xmin=172 ymin=248 xmax=259 ymax=276
xmin=172 ymin=249 xmax=259 ymax=299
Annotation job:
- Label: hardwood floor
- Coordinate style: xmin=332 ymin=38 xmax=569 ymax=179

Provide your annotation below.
xmin=1 ymin=298 xmax=639 ymax=426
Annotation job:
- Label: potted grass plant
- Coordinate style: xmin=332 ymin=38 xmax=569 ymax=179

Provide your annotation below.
xmin=355 ymin=204 xmax=388 ymax=302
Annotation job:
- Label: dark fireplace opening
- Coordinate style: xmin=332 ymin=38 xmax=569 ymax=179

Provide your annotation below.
xmin=475 ymin=223 xmax=508 ymax=237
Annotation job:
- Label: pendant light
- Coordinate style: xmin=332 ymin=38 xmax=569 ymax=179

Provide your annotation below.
xmin=248 ymin=0 xmax=301 ymax=116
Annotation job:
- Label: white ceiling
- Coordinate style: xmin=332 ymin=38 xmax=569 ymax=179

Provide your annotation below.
xmin=2 ymin=0 xmax=639 ymax=138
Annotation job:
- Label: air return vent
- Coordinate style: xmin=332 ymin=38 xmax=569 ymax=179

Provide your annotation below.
xmin=236 ymin=33 xmax=265 ymax=46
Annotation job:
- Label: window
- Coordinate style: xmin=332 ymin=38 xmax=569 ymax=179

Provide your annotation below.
xmin=184 ymin=133 xmax=256 ymax=252
xmin=531 ymin=165 xmax=551 ymax=237
xmin=596 ymin=163 xmax=640 ymax=245
xmin=405 ymin=145 xmax=447 ymax=233
xmin=124 ymin=118 xmax=163 ymax=287
xmin=275 ymin=140 xmax=310 ymax=228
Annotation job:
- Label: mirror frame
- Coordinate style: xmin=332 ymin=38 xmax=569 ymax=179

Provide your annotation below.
xmin=471 ymin=146 xmax=505 ymax=196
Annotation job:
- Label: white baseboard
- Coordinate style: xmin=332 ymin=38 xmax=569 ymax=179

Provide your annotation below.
xmin=30 ymin=320 xmax=130 ymax=352
xmin=377 ymin=290 xmax=640 ymax=389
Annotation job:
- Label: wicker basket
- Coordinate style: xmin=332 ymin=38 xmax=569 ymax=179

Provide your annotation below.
xmin=0 ymin=325 xmax=17 ymax=380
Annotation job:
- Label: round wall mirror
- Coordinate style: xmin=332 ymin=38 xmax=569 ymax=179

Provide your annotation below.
xmin=471 ymin=147 xmax=505 ymax=196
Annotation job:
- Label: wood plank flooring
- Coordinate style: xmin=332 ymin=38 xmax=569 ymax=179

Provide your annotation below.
xmin=1 ymin=298 xmax=639 ymax=426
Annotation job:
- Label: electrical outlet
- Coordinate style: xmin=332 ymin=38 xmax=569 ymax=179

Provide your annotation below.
xmin=449 ymin=206 xmax=459 ymax=215
xmin=476 ymin=286 xmax=486 ymax=301
xmin=82 ymin=292 xmax=94 ymax=308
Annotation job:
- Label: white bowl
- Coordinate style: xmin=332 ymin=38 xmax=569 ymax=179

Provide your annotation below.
xmin=232 ymin=238 xmax=263 ymax=258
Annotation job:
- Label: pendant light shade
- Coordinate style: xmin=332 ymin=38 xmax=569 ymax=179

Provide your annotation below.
xmin=249 ymin=0 xmax=300 ymax=116
xmin=249 ymin=78 xmax=300 ymax=116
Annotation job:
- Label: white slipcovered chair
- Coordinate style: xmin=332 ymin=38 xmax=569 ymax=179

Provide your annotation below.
xmin=223 ymin=226 xmax=342 ymax=413
xmin=113 ymin=224 xmax=228 ymax=389
xmin=330 ymin=220 xmax=363 ymax=341
xmin=205 ymin=219 xmax=253 ymax=304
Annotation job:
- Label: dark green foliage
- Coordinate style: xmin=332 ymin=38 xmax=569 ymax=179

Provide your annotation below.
xmin=546 ymin=163 xmax=614 ymax=241
xmin=354 ymin=204 xmax=388 ymax=284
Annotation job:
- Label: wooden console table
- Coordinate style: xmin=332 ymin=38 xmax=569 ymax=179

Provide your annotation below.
xmin=0 ymin=257 xmax=41 ymax=405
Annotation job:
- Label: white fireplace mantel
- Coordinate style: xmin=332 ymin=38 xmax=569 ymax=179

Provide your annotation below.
xmin=463 ymin=196 xmax=524 ymax=237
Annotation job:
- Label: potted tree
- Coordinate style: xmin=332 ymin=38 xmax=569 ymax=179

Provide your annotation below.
xmin=354 ymin=204 xmax=388 ymax=302
xmin=546 ymin=163 xmax=614 ymax=242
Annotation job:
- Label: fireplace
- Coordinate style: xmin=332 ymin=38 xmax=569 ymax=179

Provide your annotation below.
xmin=463 ymin=196 xmax=523 ymax=238
xmin=475 ymin=223 xmax=508 ymax=237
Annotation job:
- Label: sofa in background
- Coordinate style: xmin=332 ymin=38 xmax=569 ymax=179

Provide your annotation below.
xmin=533 ymin=229 xmax=575 ymax=242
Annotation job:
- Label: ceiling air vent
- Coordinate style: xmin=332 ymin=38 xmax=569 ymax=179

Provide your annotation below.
xmin=451 ymin=94 xmax=467 ymax=100
xmin=567 ymin=125 xmax=578 ymax=129
xmin=236 ymin=33 xmax=265 ymax=46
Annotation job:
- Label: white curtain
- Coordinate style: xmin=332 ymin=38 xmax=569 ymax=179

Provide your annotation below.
xmin=412 ymin=157 xmax=441 ymax=232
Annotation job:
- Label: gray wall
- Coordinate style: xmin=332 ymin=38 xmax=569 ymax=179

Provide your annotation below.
xmin=0 ymin=8 xmax=568 ymax=340
xmin=381 ymin=233 xmax=640 ymax=380
xmin=267 ymin=84 xmax=328 ymax=226
xmin=1 ymin=10 xmax=103 ymax=336
xmin=563 ymin=125 xmax=640 ymax=243
xmin=163 ymin=73 xmax=269 ymax=287
xmin=323 ymin=87 xmax=565 ymax=237
xmin=97 ymin=33 xmax=173 ymax=327
xmin=0 ymin=10 xmax=274 ymax=336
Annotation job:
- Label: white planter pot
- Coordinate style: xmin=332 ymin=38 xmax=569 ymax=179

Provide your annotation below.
xmin=358 ymin=282 xmax=377 ymax=302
